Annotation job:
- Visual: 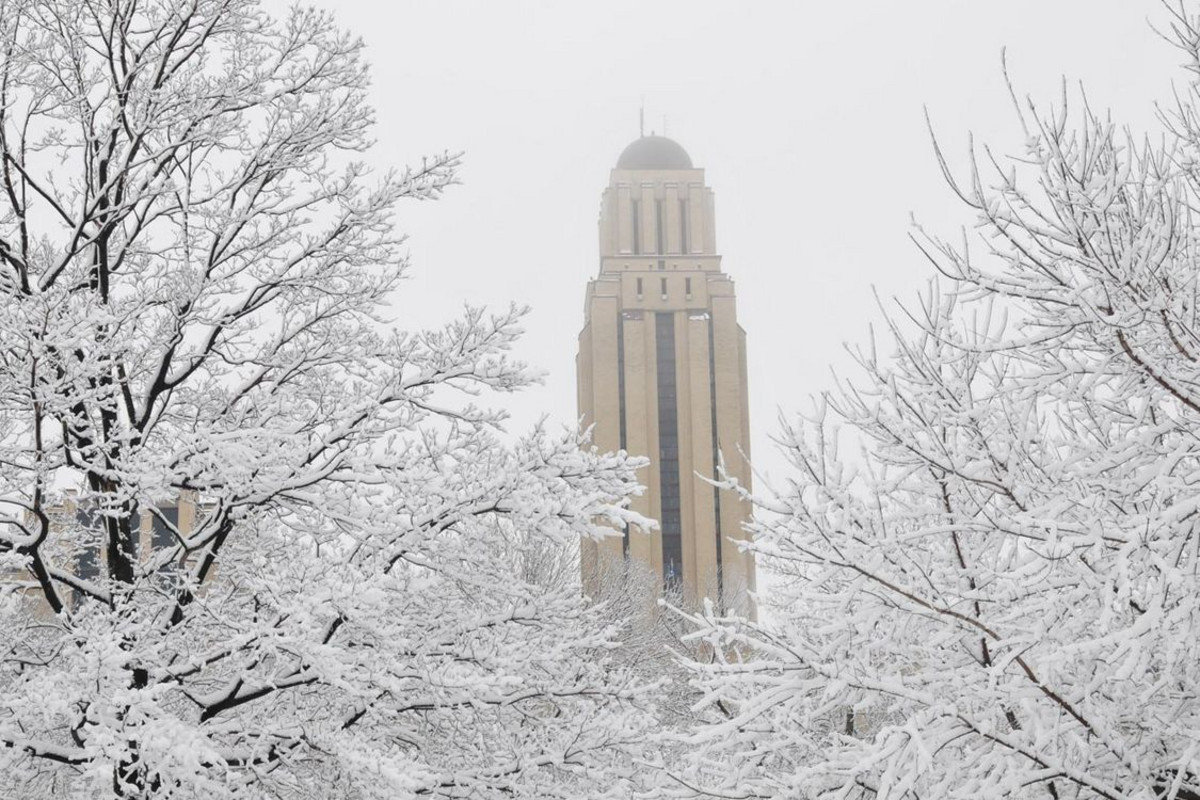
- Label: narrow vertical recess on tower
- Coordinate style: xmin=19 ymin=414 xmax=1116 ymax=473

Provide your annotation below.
xmin=707 ymin=316 xmax=725 ymax=611
xmin=655 ymin=199 xmax=664 ymax=254
xmin=631 ymin=199 xmax=641 ymax=254
xmin=655 ymin=312 xmax=683 ymax=586
xmin=679 ymin=198 xmax=689 ymax=254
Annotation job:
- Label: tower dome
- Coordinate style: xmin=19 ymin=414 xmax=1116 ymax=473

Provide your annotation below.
xmin=615 ymin=135 xmax=693 ymax=170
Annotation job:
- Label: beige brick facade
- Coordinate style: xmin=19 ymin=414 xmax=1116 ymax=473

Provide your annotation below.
xmin=16 ymin=491 xmax=206 ymax=615
xmin=578 ymin=136 xmax=755 ymax=616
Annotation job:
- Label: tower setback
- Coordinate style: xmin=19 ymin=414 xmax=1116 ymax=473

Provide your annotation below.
xmin=577 ymin=135 xmax=755 ymax=615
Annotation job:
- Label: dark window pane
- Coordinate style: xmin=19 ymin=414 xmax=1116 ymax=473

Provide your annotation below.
xmin=655 ymin=312 xmax=683 ymax=588
xmin=154 ymin=506 xmax=180 ymax=577
xmin=73 ymin=506 xmax=103 ymax=604
xmin=618 ymin=312 xmax=629 ymax=558
xmin=74 ymin=507 xmax=101 ymax=581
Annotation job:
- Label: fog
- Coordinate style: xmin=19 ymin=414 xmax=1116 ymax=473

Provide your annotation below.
xmin=286 ymin=0 xmax=1177 ymax=481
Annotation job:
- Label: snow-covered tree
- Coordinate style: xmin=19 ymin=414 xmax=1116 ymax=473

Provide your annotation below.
xmin=0 ymin=0 xmax=660 ymax=796
xmin=679 ymin=8 xmax=1200 ymax=800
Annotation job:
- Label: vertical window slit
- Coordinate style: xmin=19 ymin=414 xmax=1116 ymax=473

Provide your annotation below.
xmin=655 ymin=312 xmax=683 ymax=588
xmin=708 ymin=317 xmax=725 ymax=611
xmin=617 ymin=314 xmax=629 ymax=559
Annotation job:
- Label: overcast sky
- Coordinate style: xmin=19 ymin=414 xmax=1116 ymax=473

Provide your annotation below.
xmin=293 ymin=0 xmax=1179 ymax=483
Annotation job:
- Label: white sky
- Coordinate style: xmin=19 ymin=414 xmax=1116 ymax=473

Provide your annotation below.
xmin=297 ymin=0 xmax=1178 ymax=483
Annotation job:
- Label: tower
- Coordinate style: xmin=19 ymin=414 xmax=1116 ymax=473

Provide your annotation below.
xmin=577 ymin=135 xmax=755 ymax=615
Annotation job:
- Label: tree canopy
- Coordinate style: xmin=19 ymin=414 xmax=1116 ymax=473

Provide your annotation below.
xmin=680 ymin=7 xmax=1200 ymax=800
xmin=0 ymin=0 xmax=657 ymax=796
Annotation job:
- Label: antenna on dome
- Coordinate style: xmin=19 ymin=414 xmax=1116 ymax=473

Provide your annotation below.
xmin=639 ymin=102 xmax=645 ymax=138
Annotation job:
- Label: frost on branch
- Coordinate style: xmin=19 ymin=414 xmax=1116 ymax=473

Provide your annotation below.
xmin=0 ymin=0 xmax=658 ymax=797
xmin=679 ymin=8 xmax=1200 ymax=800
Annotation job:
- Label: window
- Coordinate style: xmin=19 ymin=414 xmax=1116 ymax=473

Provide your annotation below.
xmin=75 ymin=505 xmax=101 ymax=586
xmin=685 ymin=277 xmax=692 ymax=297
xmin=660 ymin=277 xmax=668 ymax=298
xmin=707 ymin=317 xmax=725 ymax=609
xmin=152 ymin=506 xmax=179 ymax=552
xmin=617 ymin=315 xmax=629 ymax=559
xmin=655 ymin=312 xmax=683 ymax=588
xmin=137 ymin=505 xmax=181 ymax=581
xmin=636 ymin=277 xmax=643 ymax=296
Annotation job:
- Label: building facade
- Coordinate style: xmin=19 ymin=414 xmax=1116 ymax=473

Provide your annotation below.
xmin=577 ymin=135 xmax=755 ymax=615
xmin=14 ymin=491 xmax=207 ymax=615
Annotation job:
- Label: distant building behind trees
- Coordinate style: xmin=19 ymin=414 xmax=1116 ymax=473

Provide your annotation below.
xmin=11 ymin=492 xmax=210 ymax=614
xmin=577 ymin=134 xmax=755 ymax=617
